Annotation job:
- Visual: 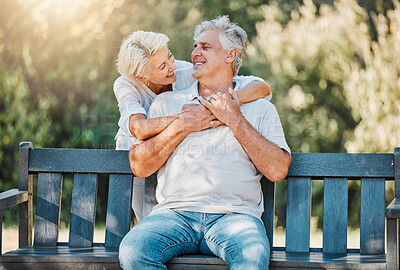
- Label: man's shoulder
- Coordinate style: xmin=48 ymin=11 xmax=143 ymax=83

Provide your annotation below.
xmin=241 ymin=98 xmax=275 ymax=114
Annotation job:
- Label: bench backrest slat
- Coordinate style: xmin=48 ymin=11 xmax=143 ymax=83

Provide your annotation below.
xmin=261 ymin=177 xmax=275 ymax=249
xmin=28 ymin=148 xmax=131 ymax=174
xmin=34 ymin=173 xmax=63 ymax=247
xmin=288 ymin=153 xmax=394 ymax=178
xmin=105 ymin=174 xmax=133 ymax=248
xmin=285 ymin=177 xmax=311 ymax=252
xmin=323 ymin=177 xmax=348 ymax=254
xmin=69 ymin=174 xmax=98 ymax=247
xmin=360 ymin=178 xmax=385 ymax=255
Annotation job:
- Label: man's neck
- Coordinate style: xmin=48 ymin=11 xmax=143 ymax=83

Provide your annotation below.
xmin=198 ymin=76 xmax=233 ymax=99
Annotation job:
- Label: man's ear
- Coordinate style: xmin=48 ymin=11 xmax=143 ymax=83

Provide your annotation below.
xmin=225 ymin=48 xmax=238 ymax=64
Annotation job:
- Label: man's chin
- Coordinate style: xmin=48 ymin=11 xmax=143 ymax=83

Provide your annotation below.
xmin=192 ymin=71 xmax=201 ymax=80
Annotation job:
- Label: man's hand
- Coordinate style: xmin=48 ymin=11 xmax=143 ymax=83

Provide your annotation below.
xmin=179 ymin=103 xmax=223 ymax=132
xmin=201 ymin=88 xmax=243 ymax=130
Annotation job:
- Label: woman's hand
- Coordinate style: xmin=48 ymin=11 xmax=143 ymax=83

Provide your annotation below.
xmin=179 ymin=103 xmax=223 ymax=132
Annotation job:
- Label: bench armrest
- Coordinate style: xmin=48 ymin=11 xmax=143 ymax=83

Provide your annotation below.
xmin=0 ymin=189 xmax=28 ymax=210
xmin=386 ymin=197 xmax=400 ymax=219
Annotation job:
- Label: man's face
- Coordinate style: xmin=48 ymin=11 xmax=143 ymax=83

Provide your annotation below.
xmin=191 ymin=29 xmax=227 ymax=80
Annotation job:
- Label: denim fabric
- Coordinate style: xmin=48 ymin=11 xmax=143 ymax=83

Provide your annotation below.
xmin=119 ymin=209 xmax=270 ymax=269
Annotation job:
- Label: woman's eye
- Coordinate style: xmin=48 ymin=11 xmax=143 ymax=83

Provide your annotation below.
xmin=160 ymin=64 xmax=166 ymax=70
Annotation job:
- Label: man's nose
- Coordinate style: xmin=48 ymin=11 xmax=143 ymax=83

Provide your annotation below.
xmin=191 ymin=46 xmax=201 ymax=57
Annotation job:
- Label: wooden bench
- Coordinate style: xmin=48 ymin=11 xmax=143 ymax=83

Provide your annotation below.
xmin=0 ymin=141 xmax=399 ymax=269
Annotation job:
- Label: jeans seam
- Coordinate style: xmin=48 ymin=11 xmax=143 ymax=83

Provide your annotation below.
xmin=159 ymin=240 xmax=198 ymax=262
xmin=203 ymin=237 xmax=234 ymax=265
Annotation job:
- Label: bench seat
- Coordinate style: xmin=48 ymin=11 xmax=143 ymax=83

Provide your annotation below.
xmin=1 ymin=246 xmax=387 ymax=270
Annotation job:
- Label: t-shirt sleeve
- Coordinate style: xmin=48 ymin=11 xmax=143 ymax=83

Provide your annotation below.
xmin=113 ymin=77 xmax=146 ymax=137
xmin=259 ymin=104 xmax=291 ymax=154
xmin=233 ymin=75 xmax=272 ymax=101
xmin=173 ymin=60 xmax=196 ymax=91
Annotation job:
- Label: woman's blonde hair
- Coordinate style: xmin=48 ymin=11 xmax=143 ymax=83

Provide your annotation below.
xmin=117 ymin=30 xmax=169 ymax=81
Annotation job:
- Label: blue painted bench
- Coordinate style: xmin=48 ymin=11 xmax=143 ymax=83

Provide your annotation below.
xmin=0 ymin=142 xmax=398 ymax=269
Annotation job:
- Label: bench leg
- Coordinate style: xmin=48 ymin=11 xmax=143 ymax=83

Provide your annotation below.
xmin=387 ymin=218 xmax=398 ymax=270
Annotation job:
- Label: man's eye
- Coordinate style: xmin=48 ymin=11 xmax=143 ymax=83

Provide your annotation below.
xmin=160 ymin=64 xmax=166 ymax=70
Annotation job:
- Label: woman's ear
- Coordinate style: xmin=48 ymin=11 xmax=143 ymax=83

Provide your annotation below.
xmin=225 ymin=48 xmax=238 ymax=64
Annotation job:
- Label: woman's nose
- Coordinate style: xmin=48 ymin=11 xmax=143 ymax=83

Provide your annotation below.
xmin=169 ymin=63 xmax=177 ymax=71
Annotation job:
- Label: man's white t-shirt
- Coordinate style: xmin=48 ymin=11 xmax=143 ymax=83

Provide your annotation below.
xmin=145 ymin=80 xmax=290 ymax=219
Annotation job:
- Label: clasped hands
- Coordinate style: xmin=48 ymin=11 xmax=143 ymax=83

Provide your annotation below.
xmin=179 ymin=88 xmax=243 ymax=133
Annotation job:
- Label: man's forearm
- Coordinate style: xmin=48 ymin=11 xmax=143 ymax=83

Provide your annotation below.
xmin=231 ymin=116 xmax=291 ymax=182
xmin=129 ymin=119 xmax=189 ymax=177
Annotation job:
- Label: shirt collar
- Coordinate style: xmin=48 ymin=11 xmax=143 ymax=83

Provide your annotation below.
xmin=185 ymin=80 xmax=238 ymax=103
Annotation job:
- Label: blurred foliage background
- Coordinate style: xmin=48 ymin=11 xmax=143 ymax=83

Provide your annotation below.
xmin=0 ymin=0 xmax=399 ymax=231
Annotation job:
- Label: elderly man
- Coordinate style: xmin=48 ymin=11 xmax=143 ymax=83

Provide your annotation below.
xmin=119 ymin=16 xmax=291 ymax=270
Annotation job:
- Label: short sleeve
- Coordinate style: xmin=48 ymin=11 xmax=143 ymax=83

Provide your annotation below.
xmin=233 ymin=75 xmax=272 ymax=101
xmin=259 ymin=104 xmax=290 ymax=153
xmin=113 ymin=77 xmax=146 ymax=137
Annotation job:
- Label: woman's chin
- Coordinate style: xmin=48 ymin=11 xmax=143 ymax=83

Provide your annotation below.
xmin=167 ymin=74 xmax=177 ymax=84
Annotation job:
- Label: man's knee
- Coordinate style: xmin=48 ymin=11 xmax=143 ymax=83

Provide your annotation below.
xmin=119 ymin=229 xmax=152 ymax=268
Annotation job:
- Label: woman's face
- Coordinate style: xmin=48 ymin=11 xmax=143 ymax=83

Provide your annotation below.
xmin=147 ymin=47 xmax=177 ymax=86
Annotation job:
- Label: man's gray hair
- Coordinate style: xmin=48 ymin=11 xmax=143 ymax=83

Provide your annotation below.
xmin=194 ymin=15 xmax=247 ymax=76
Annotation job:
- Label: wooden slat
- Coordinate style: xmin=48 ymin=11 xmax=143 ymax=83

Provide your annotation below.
xmin=323 ymin=177 xmax=347 ymax=254
xmin=0 ymin=208 xmax=2 ymax=254
xmin=0 ymin=189 xmax=28 ymax=209
xmin=286 ymin=177 xmax=311 ymax=252
xmin=360 ymin=178 xmax=385 ymax=255
xmin=28 ymin=148 xmax=131 ymax=174
xmin=105 ymin=174 xmax=132 ymax=248
xmin=386 ymin=198 xmax=400 ymax=218
xmin=34 ymin=173 xmax=63 ymax=247
xmin=27 ymin=149 xmax=395 ymax=179
xmin=288 ymin=153 xmax=394 ymax=179
xmin=386 ymin=218 xmax=398 ymax=270
xmin=142 ymin=174 xmax=158 ymax=218
xmin=261 ymin=177 xmax=275 ymax=249
xmin=395 ymin=147 xmax=400 ymax=198
xmin=69 ymin=174 xmax=98 ymax=247
xmin=18 ymin=142 xmax=33 ymax=248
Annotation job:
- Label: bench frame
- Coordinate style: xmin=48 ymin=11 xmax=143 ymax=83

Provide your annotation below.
xmin=0 ymin=142 xmax=399 ymax=269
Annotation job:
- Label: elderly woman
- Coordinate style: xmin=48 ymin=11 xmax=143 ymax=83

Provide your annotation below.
xmin=114 ymin=30 xmax=271 ymax=221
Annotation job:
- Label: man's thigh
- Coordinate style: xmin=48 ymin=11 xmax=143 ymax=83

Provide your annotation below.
xmin=119 ymin=209 xmax=199 ymax=265
xmin=201 ymin=213 xmax=270 ymax=269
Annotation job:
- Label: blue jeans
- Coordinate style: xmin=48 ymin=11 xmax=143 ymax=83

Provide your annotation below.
xmin=119 ymin=209 xmax=270 ymax=269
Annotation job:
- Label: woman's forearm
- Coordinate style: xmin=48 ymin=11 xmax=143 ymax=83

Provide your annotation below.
xmin=236 ymin=81 xmax=271 ymax=104
xmin=129 ymin=118 xmax=189 ymax=177
xmin=129 ymin=114 xmax=179 ymax=141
